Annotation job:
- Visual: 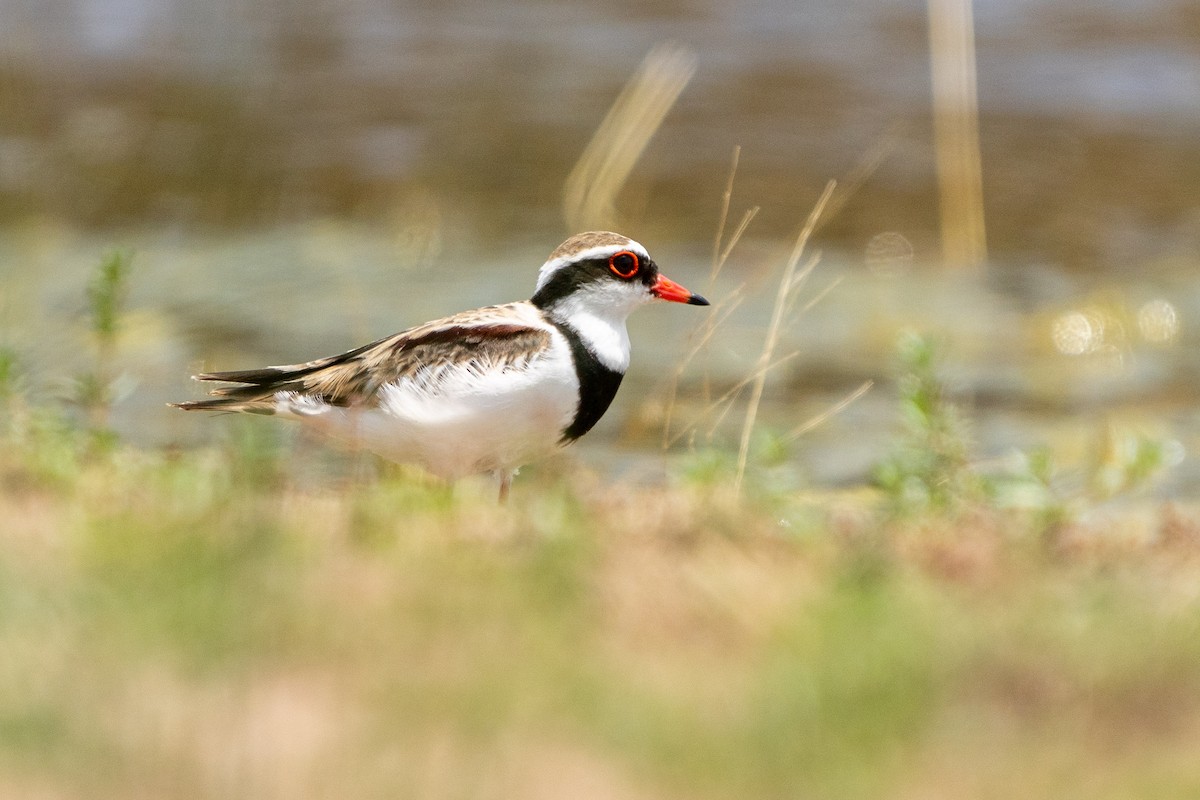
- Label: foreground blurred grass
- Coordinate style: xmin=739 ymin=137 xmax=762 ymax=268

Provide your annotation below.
xmin=2 ymin=407 xmax=1199 ymax=799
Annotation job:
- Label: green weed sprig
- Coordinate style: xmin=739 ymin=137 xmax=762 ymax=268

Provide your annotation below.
xmin=80 ymin=249 xmax=133 ymax=446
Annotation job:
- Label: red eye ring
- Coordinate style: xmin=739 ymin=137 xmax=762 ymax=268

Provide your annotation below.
xmin=608 ymin=250 xmax=641 ymax=279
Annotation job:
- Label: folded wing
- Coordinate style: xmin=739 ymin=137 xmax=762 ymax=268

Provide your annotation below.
xmin=171 ymin=306 xmax=553 ymax=414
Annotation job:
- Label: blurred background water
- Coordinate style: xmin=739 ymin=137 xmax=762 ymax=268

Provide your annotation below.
xmin=1 ymin=0 xmax=1197 ymax=490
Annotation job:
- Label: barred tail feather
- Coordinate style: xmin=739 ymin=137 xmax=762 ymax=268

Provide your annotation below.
xmin=168 ymin=397 xmax=277 ymax=414
xmin=171 ymin=367 xmax=298 ymax=413
xmin=194 ymin=368 xmax=291 ymax=385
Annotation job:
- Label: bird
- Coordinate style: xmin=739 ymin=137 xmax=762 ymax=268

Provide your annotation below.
xmin=172 ymin=231 xmax=709 ymax=500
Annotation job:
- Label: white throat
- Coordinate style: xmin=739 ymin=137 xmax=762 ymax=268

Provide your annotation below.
xmin=545 ymin=287 xmax=642 ymax=373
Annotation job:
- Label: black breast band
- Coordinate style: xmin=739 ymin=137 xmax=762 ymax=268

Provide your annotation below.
xmin=549 ymin=320 xmax=625 ymax=443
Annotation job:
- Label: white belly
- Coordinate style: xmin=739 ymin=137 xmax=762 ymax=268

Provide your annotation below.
xmin=276 ymin=342 xmax=579 ymax=479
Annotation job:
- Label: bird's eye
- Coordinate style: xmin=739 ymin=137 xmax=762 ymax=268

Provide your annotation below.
xmin=608 ymin=250 xmax=640 ymax=279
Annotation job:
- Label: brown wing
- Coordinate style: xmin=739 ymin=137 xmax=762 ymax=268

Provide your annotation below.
xmin=171 ymin=305 xmax=552 ymax=413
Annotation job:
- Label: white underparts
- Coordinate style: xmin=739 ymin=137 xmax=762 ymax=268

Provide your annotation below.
xmin=273 ymin=331 xmax=580 ymax=480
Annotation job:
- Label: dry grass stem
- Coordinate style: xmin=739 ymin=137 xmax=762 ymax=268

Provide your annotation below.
xmin=733 ymin=180 xmax=836 ymax=495
xmin=780 ymin=252 xmax=826 ymax=317
xmin=563 ymin=43 xmax=696 ymax=232
xmin=662 ymin=144 xmax=756 ymax=449
xmin=710 ymin=146 xmax=760 ymax=280
xmin=786 ymin=270 xmax=842 ymax=320
xmin=704 ymin=394 xmax=742 ymax=442
xmin=660 ymin=288 xmax=746 ymax=447
xmin=817 ymin=125 xmax=901 ymax=232
xmin=666 ymin=351 xmax=803 ymax=448
xmin=719 ymin=208 xmax=759 ymax=272
xmin=711 ymin=145 xmax=741 ymax=277
xmin=666 ymin=133 xmax=889 ymax=462
xmin=928 ymin=0 xmax=987 ymax=268
xmin=786 ymin=380 xmax=874 ymax=441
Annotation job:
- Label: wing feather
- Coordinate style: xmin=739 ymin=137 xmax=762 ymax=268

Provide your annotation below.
xmin=172 ymin=304 xmax=553 ymax=413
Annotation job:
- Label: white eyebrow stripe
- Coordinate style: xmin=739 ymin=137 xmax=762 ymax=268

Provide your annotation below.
xmin=535 ymin=241 xmax=649 ymax=291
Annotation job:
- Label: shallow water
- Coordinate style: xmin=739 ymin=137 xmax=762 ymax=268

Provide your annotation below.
xmin=2 ymin=0 xmax=1198 ymax=269
xmin=2 ymin=222 xmax=1195 ymax=498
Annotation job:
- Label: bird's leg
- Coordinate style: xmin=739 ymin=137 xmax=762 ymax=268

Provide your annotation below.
xmin=497 ymin=470 xmax=515 ymax=504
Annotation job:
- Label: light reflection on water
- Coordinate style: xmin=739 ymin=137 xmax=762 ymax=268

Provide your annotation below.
xmin=1052 ymin=298 xmax=1184 ymax=358
xmin=2 ymin=222 xmax=1197 ymax=496
xmin=1137 ymin=299 xmax=1179 ymax=344
xmin=863 ymin=232 xmax=914 ymax=278
xmin=1052 ymin=311 xmax=1104 ymax=356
